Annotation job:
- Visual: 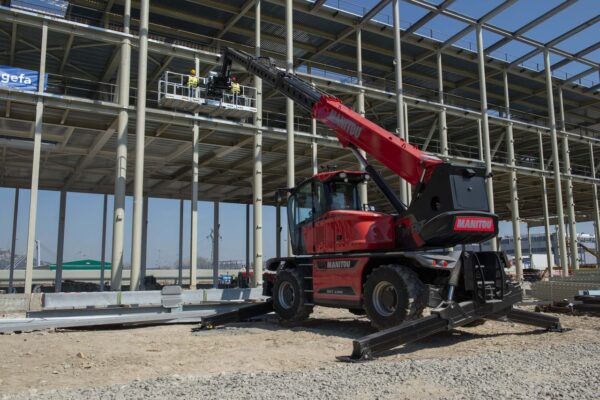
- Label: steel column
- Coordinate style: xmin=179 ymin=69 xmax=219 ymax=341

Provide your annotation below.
xmin=543 ymin=48 xmax=568 ymax=276
xmin=190 ymin=55 xmax=200 ymax=290
xmin=476 ymin=24 xmax=496 ymax=251
xmin=308 ymin=64 xmax=318 ymax=175
xmin=140 ymin=195 xmax=149 ymax=287
xmin=276 ymin=204 xmax=281 ymax=258
xmin=477 ymin=119 xmax=483 ymax=161
xmin=253 ymin=0 xmax=263 ymax=287
xmin=590 ymin=143 xmax=600 ymax=268
xmin=503 ymin=71 xmax=523 ymax=281
xmin=100 ymin=194 xmax=108 ymax=291
xmin=54 ymin=190 xmax=67 ymax=292
xmin=111 ymin=0 xmax=131 ymax=291
xmin=213 ymin=201 xmax=220 ymax=288
xmin=527 ymin=224 xmax=533 ymax=267
xmin=538 ymin=130 xmax=553 ymax=277
xmin=190 ymin=120 xmax=199 ymax=289
xmin=356 ymin=28 xmax=368 ymax=205
xmin=437 ymin=51 xmax=448 ymax=157
xmin=178 ymin=199 xmax=184 ymax=286
xmin=558 ymin=87 xmax=578 ymax=270
xmin=130 ymin=0 xmax=150 ymax=291
xmin=24 ymin=22 xmax=48 ymax=294
xmin=8 ymin=188 xmax=19 ymax=293
xmin=245 ymin=203 xmax=250 ymax=279
xmin=404 ymin=102 xmax=411 ymax=204
xmin=393 ymin=0 xmax=407 ymax=204
xmin=286 ymin=0 xmax=294 ymax=256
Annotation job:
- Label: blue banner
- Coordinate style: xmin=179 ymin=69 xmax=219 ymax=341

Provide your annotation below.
xmin=0 ymin=66 xmax=47 ymax=92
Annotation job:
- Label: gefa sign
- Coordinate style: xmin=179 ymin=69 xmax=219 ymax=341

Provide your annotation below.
xmin=0 ymin=66 xmax=48 ymax=92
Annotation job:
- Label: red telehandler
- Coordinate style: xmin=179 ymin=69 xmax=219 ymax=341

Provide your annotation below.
xmin=199 ymin=48 xmax=562 ymax=361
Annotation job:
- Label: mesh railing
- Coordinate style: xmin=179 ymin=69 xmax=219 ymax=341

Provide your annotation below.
xmin=158 ymin=71 xmax=257 ymax=110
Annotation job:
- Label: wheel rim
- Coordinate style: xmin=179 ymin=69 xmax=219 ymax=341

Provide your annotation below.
xmin=277 ymin=281 xmax=295 ymax=310
xmin=372 ymin=281 xmax=398 ymax=317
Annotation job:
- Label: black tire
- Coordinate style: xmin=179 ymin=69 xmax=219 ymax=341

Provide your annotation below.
xmin=363 ymin=265 xmax=427 ymax=330
xmin=272 ymin=269 xmax=313 ymax=322
xmin=396 ymin=266 xmax=428 ymax=320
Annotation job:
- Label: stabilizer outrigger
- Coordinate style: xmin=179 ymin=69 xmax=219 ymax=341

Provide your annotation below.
xmin=339 ymin=251 xmax=563 ymax=361
xmin=194 ymin=252 xmax=563 ymax=361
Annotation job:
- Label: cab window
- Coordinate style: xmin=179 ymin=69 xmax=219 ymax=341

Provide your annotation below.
xmin=328 ymin=181 xmax=360 ymax=211
xmin=294 ymin=183 xmax=314 ymax=224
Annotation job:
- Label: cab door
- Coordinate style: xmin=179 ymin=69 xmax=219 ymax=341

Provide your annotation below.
xmin=287 ymin=182 xmax=315 ymax=255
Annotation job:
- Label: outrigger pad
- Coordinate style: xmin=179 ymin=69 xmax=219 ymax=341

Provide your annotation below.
xmin=338 ymin=290 xmax=564 ymax=362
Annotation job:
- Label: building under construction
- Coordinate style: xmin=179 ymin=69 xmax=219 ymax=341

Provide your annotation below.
xmin=0 ymin=0 xmax=599 ymax=294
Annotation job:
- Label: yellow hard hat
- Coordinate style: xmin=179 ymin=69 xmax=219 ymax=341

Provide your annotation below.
xmin=190 ymin=69 xmax=196 ymax=75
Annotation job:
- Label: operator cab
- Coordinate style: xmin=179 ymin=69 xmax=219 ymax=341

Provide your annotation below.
xmin=287 ymin=171 xmax=366 ymax=254
xmin=286 ymin=171 xmax=395 ymax=255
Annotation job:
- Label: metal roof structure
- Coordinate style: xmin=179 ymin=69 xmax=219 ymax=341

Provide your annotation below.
xmin=0 ymin=0 xmax=599 ymax=290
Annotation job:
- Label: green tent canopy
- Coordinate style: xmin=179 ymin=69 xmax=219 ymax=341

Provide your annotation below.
xmin=49 ymin=259 xmax=112 ymax=271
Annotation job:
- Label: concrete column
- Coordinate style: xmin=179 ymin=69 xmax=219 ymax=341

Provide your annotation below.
xmin=111 ymin=0 xmax=132 ymax=290
xmin=189 ymin=56 xmax=200 ymax=290
xmin=437 ymin=51 xmax=448 ymax=157
xmin=8 ymin=188 xmax=19 ymax=293
xmin=589 ymin=143 xmax=600 ymax=268
xmin=392 ymin=0 xmax=407 ymax=204
xmin=476 ymin=25 xmax=496 ymax=251
xmin=190 ymin=122 xmax=199 ymax=289
xmin=100 ymin=194 xmax=108 ymax=291
xmin=140 ymin=195 xmax=149 ymax=287
xmin=538 ymin=130 xmax=554 ymax=278
xmin=557 ymin=88 xmax=579 ymax=270
xmin=130 ymin=0 xmax=150 ymax=291
xmin=54 ymin=190 xmax=67 ymax=292
xmin=253 ymin=0 xmax=263 ymax=287
xmin=276 ymin=204 xmax=282 ymax=258
xmin=178 ymin=199 xmax=184 ymax=286
xmin=245 ymin=203 xmax=250 ymax=279
xmin=286 ymin=0 xmax=294 ymax=256
xmin=503 ymin=71 xmax=523 ymax=281
xmin=356 ymin=29 xmax=368 ymax=206
xmin=212 ymin=201 xmax=220 ymax=288
xmin=543 ymin=48 xmax=569 ymax=276
xmin=24 ymin=22 xmax=48 ymax=294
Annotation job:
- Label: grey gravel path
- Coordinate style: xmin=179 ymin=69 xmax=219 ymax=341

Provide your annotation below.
xmin=4 ymin=342 xmax=599 ymax=400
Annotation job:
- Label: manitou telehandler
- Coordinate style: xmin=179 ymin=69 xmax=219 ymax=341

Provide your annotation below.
xmin=199 ymin=48 xmax=562 ymax=361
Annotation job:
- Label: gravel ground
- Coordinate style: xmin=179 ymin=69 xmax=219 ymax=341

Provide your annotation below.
xmin=4 ymin=341 xmax=599 ymax=400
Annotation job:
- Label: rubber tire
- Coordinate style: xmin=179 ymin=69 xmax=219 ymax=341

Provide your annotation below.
xmin=272 ymin=269 xmax=313 ymax=322
xmin=363 ymin=265 xmax=427 ymax=330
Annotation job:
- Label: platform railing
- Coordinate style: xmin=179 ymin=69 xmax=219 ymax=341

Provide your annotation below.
xmin=158 ymin=71 xmax=256 ymax=111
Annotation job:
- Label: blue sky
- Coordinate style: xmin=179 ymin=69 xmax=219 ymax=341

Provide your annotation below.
xmin=1 ymin=0 xmax=598 ymax=267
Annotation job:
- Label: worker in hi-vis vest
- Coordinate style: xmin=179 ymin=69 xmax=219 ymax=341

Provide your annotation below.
xmin=230 ymin=75 xmax=241 ymax=104
xmin=188 ymin=69 xmax=199 ymax=97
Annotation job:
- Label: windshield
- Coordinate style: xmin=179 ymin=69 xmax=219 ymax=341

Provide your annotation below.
xmin=328 ymin=181 xmax=360 ymax=211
